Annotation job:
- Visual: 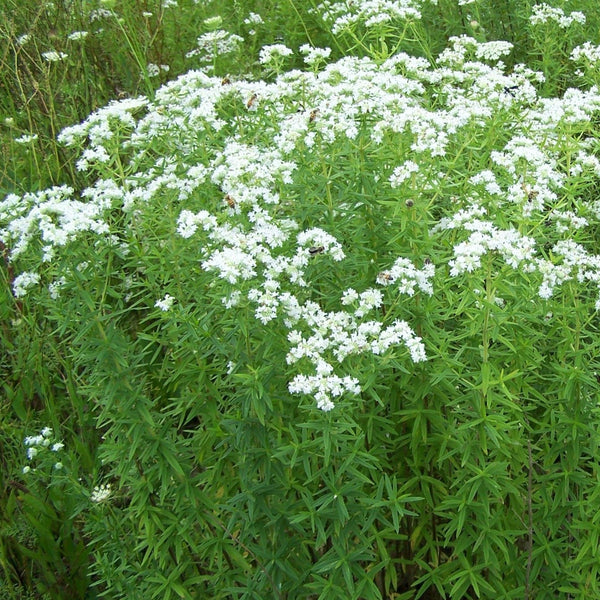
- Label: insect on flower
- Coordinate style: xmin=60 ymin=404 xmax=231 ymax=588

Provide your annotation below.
xmin=308 ymin=246 xmax=324 ymax=255
xmin=224 ymin=194 xmax=236 ymax=209
xmin=309 ymin=109 xmax=319 ymax=122
xmin=521 ymin=182 xmax=539 ymax=202
xmin=246 ymin=93 xmax=258 ymax=109
xmin=377 ymin=271 xmax=393 ymax=283
xmin=221 ymin=76 xmax=231 ymax=85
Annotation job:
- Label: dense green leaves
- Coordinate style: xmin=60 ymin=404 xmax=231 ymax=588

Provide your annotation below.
xmin=4 ymin=0 xmax=600 ymax=599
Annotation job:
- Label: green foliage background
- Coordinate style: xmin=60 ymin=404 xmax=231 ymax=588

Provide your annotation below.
xmin=2 ymin=1 xmax=600 ymax=599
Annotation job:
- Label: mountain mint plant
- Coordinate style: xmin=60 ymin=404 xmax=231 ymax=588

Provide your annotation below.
xmin=3 ymin=0 xmax=600 ymax=599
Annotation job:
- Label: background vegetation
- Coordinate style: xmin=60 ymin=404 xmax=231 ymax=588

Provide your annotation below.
xmin=2 ymin=0 xmax=600 ymax=599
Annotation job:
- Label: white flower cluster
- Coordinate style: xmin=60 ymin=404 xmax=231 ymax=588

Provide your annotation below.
xmin=22 ymin=427 xmax=65 ymax=473
xmin=529 ymin=3 xmax=586 ymax=28
xmin=536 ymin=241 xmax=600 ymax=308
xmin=259 ymin=44 xmax=293 ymax=66
xmin=146 ymin=63 xmax=170 ymax=78
xmin=375 ymin=257 xmax=435 ymax=296
xmin=549 ymin=210 xmax=588 ymax=234
xmin=14 ymin=134 xmax=38 ymax=144
xmin=67 ymin=30 xmax=88 ymax=41
xmin=186 ymin=30 xmax=244 ymax=63
xmin=57 ymin=96 xmax=149 ymax=160
xmin=438 ymin=35 xmax=513 ymax=65
xmin=90 ymin=483 xmax=112 ymax=503
xmin=42 ymin=51 xmax=68 ymax=62
xmin=6 ymin=31 xmax=600 ymax=408
xmin=389 ymin=160 xmax=419 ymax=187
xmin=244 ymin=12 xmax=264 ymax=26
xmin=0 ymin=185 xmax=109 ymax=260
xmin=316 ymin=0 xmax=422 ymax=35
xmin=12 ymin=271 xmax=40 ymax=298
xmin=446 ymin=221 xmax=537 ymax=277
xmin=571 ymin=42 xmax=600 ymax=66
xmin=300 ymin=44 xmax=332 ymax=68
xmin=155 ymin=294 xmax=175 ymax=311
xmin=285 ymin=300 xmax=426 ymax=411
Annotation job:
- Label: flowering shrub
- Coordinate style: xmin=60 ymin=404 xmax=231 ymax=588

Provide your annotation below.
xmin=3 ymin=1 xmax=600 ymax=599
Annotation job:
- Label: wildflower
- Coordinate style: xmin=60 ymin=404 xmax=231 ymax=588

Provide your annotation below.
xmin=42 ymin=51 xmax=68 ymax=62
xmin=203 ymin=16 xmax=223 ymax=29
xmin=48 ymin=277 xmax=67 ymax=299
xmin=13 ymin=272 xmax=40 ymax=298
xmin=155 ymin=294 xmax=175 ymax=311
xmin=186 ymin=30 xmax=244 ymax=62
xmin=389 ymin=161 xmax=419 ymax=187
xmin=67 ymin=31 xmax=88 ymax=41
xmin=14 ymin=134 xmax=38 ymax=144
xmin=259 ymin=44 xmax=293 ymax=66
xmin=300 ymin=44 xmax=332 ymax=68
xmin=529 ymin=4 xmax=586 ymax=28
xmin=91 ymin=483 xmax=112 ymax=503
xmin=244 ymin=12 xmax=263 ymax=25
xmin=317 ymin=0 xmax=422 ymax=35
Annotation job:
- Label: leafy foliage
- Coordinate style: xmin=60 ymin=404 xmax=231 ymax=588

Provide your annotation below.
xmin=3 ymin=1 xmax=600 ymax=599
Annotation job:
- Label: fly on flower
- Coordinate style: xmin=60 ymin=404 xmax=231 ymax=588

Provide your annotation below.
xmin=246 ymin=93 xmax=258 ymax=109
xmin=377 ymin=271 xmax=393 ymax=284
xmin=309 ymin=246 xmax=324 ymax=255
xmin=521 ymin=182 xmax=539 ymax=202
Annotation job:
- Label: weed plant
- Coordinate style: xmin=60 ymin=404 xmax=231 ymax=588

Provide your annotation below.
xmin=2 ymin=1 xmax=600 ymax=599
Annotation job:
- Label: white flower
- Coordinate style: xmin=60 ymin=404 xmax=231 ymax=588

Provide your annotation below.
xmin=203 ymin=16 xmax=223 ymax=28
xmin=300 ymin=44 xmax=331 ymax=67
xmin=42 ymin=51 xmax=68 ymax=62
xmin=24 ymin=435 xmax=43 ymax=446
xmin=529 ymin=4 xmax=586 ymax=28
xmin=341 ymin=288 xmax=359 ymax=305
xmin=186 ymin=30 xmax=244 ymax=62
xmin=244 ymin=12 xmax=264 ymax=25
xmin=355 ymin=289 xmax=383 ymax=317
xmin=68 ymin=31 xmax=88 ymax=41
xmin=202 ymin=247 xmax=257 ymax=283
xmin=389 ymin=161 xmax=419 ymax=187
xmin=155 ymin=294 xmax=175 ymax=311
xmin=48 ymin=277 xmax=67 ymax=300
xmin=14 ymin=133 xmax=38 ymax=144
xmin=91 ymin=483 xmax=112 ymax=503
xmin=317 ymin=0 xmax=422 ymax=35
xmin=12 ymin=272 xmax=40 ymax=297
xmin=572 ymin=42 xmax=600 ymax=65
